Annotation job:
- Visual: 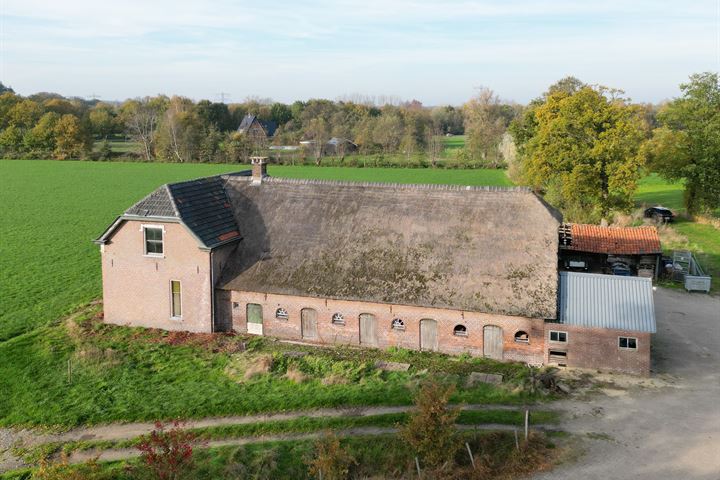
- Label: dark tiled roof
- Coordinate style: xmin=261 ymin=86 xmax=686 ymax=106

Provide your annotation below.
xmin=565 ymin=224 xmax=661 ymax=255
xmin=237 ymin=114 xmax=277 ymax=137
xmin=218 ymin=177 xmax=561 ymax=319
xmin=123 ymin=177 xmax=240 ymax=249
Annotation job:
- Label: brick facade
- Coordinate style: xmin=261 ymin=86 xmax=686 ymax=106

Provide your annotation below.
xmin=221 ymin=290 xmax=547 ymax=363
xmin=544 ymin=322 xmax=651 ymax=376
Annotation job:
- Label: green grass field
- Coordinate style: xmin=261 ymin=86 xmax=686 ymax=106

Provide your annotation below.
xmin=635 ymin=173 xmax=686 ymax=212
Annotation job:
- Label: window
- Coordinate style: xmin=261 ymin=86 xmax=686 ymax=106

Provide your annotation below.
xmin=549 ymin=330 xmax=567 ymax=343
xmin=391 ymin=318 xmax=405 ymax=331
xmin=619 ymin=336 xmax=638 ymax=350
xmin=514 ymin=331 xmax=529 ymax=343
xmin=275 ymin=308 xmax=289 ymax=320
xmin=453 ymin=325 xmax=468 ymax=337
xmin=331 ymin=313 xmax=345 ymax=325
xmin=144 ymin=226 xmax=164 ymax=256
xmin=170 ymin=281 xmax=181 ymax=319
xmin=548 ymin=349 xmax=567 ymax=367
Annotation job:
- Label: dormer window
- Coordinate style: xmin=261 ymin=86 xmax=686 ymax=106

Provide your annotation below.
xmin=143 ymin=226 xmax=164 ymax=256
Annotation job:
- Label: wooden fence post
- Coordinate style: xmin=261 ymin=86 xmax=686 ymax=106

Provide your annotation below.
xmin=415 ymin=456 xmax=421 ymax=478
xmin=465 ymin=442 xmax=475 ymax=469
xmin=524 ymin=409 xmax=529 ymax=441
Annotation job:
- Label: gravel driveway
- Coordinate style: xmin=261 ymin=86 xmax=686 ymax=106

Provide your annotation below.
xmin=534 ymin=288 xmax=720 ymax=480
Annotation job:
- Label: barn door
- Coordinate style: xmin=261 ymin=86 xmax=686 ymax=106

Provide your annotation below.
xmin=420 ymin=319 xmax=438 ymax=351
xmin=246 ymin=303 xmax=263 ymax=335
xmin=483 ymin=325 xmax=504 ymax=360
xmin=301 ymin=308 xmax=318 ymax=340
xmin=359 ymin=313 xmax=378 ymax=347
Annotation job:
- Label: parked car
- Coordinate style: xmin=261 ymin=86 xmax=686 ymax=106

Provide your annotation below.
xmin=611 ymin=262 xmax=632 ymax=276
xmin=644 ymin=206 xmax=674 ymax=223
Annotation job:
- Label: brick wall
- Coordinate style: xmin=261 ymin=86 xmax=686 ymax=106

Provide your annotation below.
xmin=101 ymin=220 xmax=213 ymax=332
xmin=223 ymin=290 xmax=546 ymax=362
xmin=544 ymin=322 xmax=651 ymax=376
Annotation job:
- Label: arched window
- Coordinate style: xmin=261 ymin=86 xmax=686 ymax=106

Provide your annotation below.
xmin=514 ymin=331 xmax=529 ymax=343
xmin=391 ymin=318 xmax=405 ymax=331
xmin=453 ymin=324 xmax=468 ymax=337
xmin=275 ymin=308 xmax=288 ymax=320
xmin=331 ymin=313 xmax=345 ymax=325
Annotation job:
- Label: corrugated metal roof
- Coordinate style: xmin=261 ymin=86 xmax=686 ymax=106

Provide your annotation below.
xmin=564 ymin=224 xmax=661 ymax=255
xmin=558 ymin=272 xmax=656 ymax=333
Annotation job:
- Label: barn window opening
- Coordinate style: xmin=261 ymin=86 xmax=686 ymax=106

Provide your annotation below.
xmin=170 ymin=280 xmax=182 ymax=319
xmin=391 ymin=318 xmax=405 ymax=331
xmin=275 ymin=308 xmax=289 ymax=320
xmin=549 ymin=330 xmax=568 ymax=343
xmin=548 ymin=349 xmax=567 ymax=367
xmin=453 ymin=325 xmax=468 ymax=337
xmin=331 ymin=313 xmax=345 ymax=325
xmin=143 ymin=226 xmax=164 ymax=256
xmin=514 ymin=331 xmax=529 ymax=343
xmin=619 ymin=336 xmax=638 ymax=350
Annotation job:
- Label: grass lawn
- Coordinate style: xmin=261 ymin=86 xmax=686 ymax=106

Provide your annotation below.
xmin=0 ymin=160 xmax=512 ymax=342
xmin=442 ymin=134 xmax=466 ymax=152
xmin=0 ymin=305 xmax=542 ymax=428
xmin=635 ymin=173 xmax=686 ymax=212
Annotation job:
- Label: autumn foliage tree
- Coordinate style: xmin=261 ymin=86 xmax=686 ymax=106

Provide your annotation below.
xmin=306 ymin=431 xmax=356 ymax=480
xmin=514 ymin=83 xmax=647 ymax=222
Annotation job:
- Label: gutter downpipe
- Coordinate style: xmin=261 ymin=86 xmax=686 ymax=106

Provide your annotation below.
xmin=210 ymin=249 xmax=215 ymax=333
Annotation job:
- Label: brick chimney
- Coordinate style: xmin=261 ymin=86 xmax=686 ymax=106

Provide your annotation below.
xmin=250 ymin=156 xmax=268 ymax=185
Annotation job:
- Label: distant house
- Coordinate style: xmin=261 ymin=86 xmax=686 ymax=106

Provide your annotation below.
xmin=299 ymin=138 xmax=358 ymax=156
xmin=559 ymin=224 xmax=662 ymax=278
xmin=237 ymin=114 xmax=277 ymax=144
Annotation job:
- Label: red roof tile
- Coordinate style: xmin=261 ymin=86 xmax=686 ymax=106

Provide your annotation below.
xmin=567 ymin=224 xmax=661 ymax=255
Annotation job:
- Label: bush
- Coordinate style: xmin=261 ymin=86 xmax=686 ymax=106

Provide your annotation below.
xmin=306 ymin=431 xmax=356 ymax=480
xmin=400 ymin=379 xmax=461 ymax=469
xmin=136 ymin=421 xmax=197 ymax=480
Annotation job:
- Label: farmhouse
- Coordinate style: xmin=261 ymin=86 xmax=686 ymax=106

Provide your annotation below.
xmin=95 ymin=159 xmax=654 ymax=375
xmin=237 ymin=114 xmax=277 ymax=143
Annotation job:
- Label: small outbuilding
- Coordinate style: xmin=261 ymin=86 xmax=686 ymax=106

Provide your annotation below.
xmin=559 ymin=223 xmax=662 ymax=278
xmin=546 ymin=271 xmax=656 ymax=375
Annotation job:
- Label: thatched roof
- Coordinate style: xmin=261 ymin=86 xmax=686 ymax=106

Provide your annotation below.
xmin=218 ymin=176 xmax=561 ymax=319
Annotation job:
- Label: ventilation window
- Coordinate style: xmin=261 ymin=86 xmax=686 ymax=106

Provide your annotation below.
xmin=391 ymin=318 xmax=405 ymax=331
xmin=332 ymin=313 xmax=345 ymax=325
xmin=548 ymin=350 xmax=567 ymax=367
xmin=549 ymin=330 xmax=568 ymax=343
xmin=275 ymin=308 xmax=288 ymax=321
xmin=514 ymin=331 xmax=529 ymax=343
xmin=453 ymin=325 xmax=468 ymax=337
xmin=619 ymin=336 xmax=638 ymax=350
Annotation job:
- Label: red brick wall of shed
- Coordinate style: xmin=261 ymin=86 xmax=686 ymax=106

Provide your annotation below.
xmin=101 ymin=220 xmax=213 ymax=332
xmin=223 ymin=290 xmax=545 ymax=362
xmin=544 ymin=323 xmax=651 ymax=376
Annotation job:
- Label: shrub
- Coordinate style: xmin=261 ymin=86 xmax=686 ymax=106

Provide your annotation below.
xmin=306 ymin=431 xmax=356 ymax=480
xmin=136 ymin=421 xmax=197 ymax=480
xmin=399 ymin=379 xmax=460 ymax=469
xmin=32 ymin=456 xmax=109 ymax=480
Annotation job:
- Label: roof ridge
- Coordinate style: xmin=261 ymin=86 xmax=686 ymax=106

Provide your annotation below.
xmin=224 ymin=175 xmax=531 ymax=193
xmin=164 ymin=184 xmax=180 ymax=217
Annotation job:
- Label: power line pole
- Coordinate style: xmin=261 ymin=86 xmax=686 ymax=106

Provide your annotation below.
xmin=216 ymin=92 xmax=231 ymax=103
xmin=87 ymin=93 xmax=100 ymax=101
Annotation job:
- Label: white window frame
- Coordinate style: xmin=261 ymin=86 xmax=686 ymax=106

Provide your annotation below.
xmin=142 ymin=224 xmax=165 ymax=258
xmin=331 ymin=313 xmax=345 ymax=325
xmin=549 ymin=330 xmax=568 ymax=343
xmin=618 ymin=336 xmax=638 ymax=350
xmin=169 ymin=280 xmax=182 ymax=320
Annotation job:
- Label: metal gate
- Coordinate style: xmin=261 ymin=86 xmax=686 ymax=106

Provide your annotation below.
xmin=420 ymin=319 xmax=438 ymax=351
xmin=483 ymin=325 xmax=503 ymax=360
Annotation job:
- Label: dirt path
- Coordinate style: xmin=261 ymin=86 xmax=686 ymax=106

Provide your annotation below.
xmin=67 ymin=423 xmax=544 ymax=465
xmin=532 ymin=288 xmax=720 ymax=480
xmin=0 ymin=403 xmax=543 ymax=472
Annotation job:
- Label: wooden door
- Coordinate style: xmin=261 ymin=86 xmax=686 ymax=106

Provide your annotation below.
xmin=246 ymin=303 xmax=263 ymax=335
xmin=483 ymin=325 xmax=504 ymax=360
xmin=301 ymin=308 xmax=318 ymax=340
xmin=359 ymin=313 xmax=378 ymax=347
xmin=420 ymin=319 xmax=438 ymax=351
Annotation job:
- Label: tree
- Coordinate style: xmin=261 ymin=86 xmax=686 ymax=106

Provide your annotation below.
xmin=520 ymin=85 xmax=646 ymax=222
xmin=53 ymin=114 xmax=89 ymax=159
xmin=270 ymin=102 xmax=292 ymax=126
xmin=425 ymin=126 xmax=444 ymax=167
xmin=121 ymin=96 xmax=167 ymax=161
xmin=0 ymin=82 xmax=14 ymax=94
xmin=305 ymin=117 xmax=329 ymax=164
xmin=155 ymin=97 xmax=203 ymax=163
xmin=400 ymin=380 xmax=460 ymax=469
xmin=136 ymin=421 xmax=197 ymax=480
xmin=88 ymin=103 xmax=117 ymax=138
xmin=463 ymin=88 xmax=508 ymax=167
xmin=372 ymin=113 xmax=403 ymax=154
xmin=643 ymin=72 xmax=720 ymax=214
xmin=25 ymin=112 xmax=60 ymax=151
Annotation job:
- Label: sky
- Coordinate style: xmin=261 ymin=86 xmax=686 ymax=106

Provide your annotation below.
xmin=1 ymin=0 xmax=718 ymax=105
